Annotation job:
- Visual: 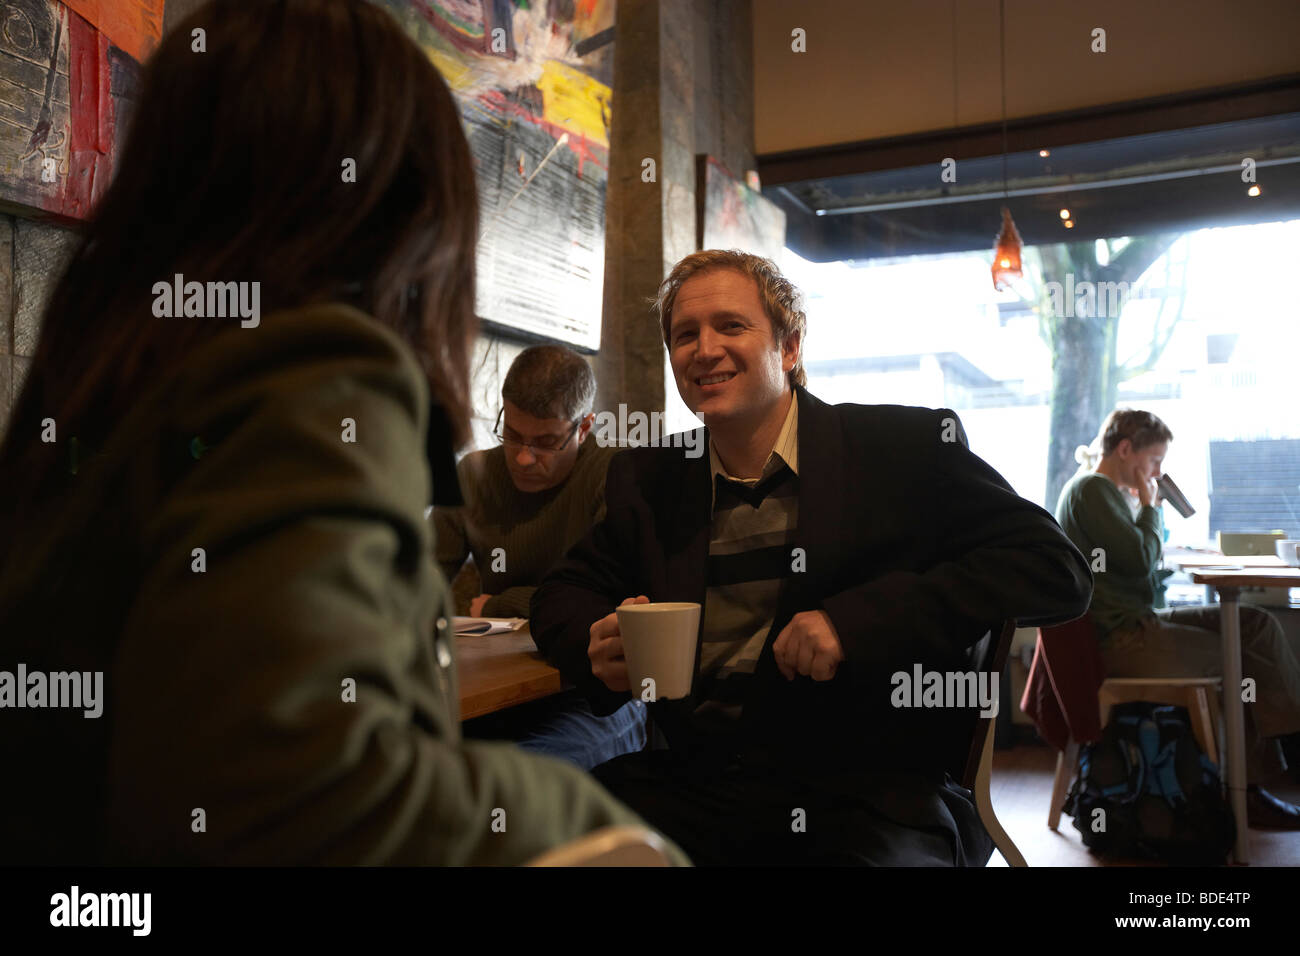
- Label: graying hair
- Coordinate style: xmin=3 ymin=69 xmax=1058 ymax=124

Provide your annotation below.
xmin=501 ymin=345 xmax=596 ymax=421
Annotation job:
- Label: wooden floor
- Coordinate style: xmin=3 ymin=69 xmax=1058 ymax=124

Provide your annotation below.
xmin=986 ymin=742 xmax=1300 ymax=866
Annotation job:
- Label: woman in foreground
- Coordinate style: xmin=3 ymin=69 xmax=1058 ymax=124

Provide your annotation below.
xmin=0 ymin=0 xmax=683 ymax=865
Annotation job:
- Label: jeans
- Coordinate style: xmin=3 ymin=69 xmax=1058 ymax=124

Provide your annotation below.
xmin=462 ymin=689 xmax=647 ymax=771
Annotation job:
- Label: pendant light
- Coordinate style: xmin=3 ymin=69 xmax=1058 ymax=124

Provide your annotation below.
xmin=992 ymin=206 xmax=1023 ymax=289
xmin=990 ymin=0 xmax=1023 ymax=290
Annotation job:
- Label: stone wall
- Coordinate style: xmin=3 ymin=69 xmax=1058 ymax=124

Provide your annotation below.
xmin=0 ymin=0 xmax=204 ymax=442
xmin=600 ymin=0 xmax=755 ymax=433
xmin=693 ymin=1 xmax=756 ymax=199
xmin=0 ymin=217 xmax=79 ymax=441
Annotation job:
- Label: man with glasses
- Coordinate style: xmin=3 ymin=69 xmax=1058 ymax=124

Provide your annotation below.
xmin=432 ymin=345 xmax=646 ymax=769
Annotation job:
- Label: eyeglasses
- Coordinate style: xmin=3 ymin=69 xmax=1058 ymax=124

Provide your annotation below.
xmin=493 ymin=409 xmax=581 ymax=456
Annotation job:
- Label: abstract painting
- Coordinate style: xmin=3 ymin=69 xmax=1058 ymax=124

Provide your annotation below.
xmin=0 ymin=0 xmax=162 ymax=220
xmin=371 ymin=0 xmax=615 ymax=351
xmin=698 ymin=155 xmax=787 ymax=263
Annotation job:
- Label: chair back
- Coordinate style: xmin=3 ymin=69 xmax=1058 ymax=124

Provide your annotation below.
xmin=957 ymin=620 xmax=1016 ymax=791
xmin=1028 ymin=614 xmax=1107 ymax=749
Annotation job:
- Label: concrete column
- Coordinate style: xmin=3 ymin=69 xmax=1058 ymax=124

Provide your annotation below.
xmin=599 ymin=0 xmax=755 ymax=429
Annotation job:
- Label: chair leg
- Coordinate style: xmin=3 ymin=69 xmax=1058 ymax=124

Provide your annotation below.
xmin=1206 ymin=686 xmax=1225 ymax=771
xmin=1191 ymin=687 xmax=1218 ymax=766
xmin=1048 ymin=738 xmax=1078 ymax=831
xmin=974 ymin=717 xmax=1027 ymax=866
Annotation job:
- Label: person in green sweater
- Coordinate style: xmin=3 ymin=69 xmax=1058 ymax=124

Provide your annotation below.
xmin=435 ymin=346 xmax=616 ymax=620
xmin=0 ymin=0 xmax=686 ymax=865
xmin=434 ymin=346 xmax=648 ymax=769
xmin=1056 ymin=408 xmax=1300 ymax=828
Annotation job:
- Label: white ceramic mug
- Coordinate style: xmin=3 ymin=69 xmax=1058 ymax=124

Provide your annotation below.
xmin=1276 ymin=539 xmax=1300 ymax=568
xmin=615 ymin=602 xmax=701 ymax=701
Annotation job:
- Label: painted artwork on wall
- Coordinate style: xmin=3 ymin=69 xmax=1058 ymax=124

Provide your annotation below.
xmin=697 ymin=156 xmax=787 ymax=263
xmin=0 ymin=0 xmax=163 ymax=221
xmin=371 ymin=0 xmax=615 ymax=352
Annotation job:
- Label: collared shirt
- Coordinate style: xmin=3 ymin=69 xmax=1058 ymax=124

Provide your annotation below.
xmin=708 ymin=392 xmax=800 ymax=511
xmin=693 ymin=392 xmax=801 ymax=742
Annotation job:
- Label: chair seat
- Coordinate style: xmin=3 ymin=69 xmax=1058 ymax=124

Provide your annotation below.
xmin=1050 ymin=677 xmax=1225 ymax=831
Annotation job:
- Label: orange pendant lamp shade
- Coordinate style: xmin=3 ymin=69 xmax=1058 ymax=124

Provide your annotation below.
xmin=991 ymin=206 xmax=1024 ymax=290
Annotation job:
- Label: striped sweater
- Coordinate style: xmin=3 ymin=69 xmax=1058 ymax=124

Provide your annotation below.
xmin=693 ymin=395 xmax=800 ymax=740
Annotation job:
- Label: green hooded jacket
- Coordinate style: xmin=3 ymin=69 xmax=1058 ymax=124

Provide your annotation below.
xmin=0 ymin=302 xmax=685 ymax=866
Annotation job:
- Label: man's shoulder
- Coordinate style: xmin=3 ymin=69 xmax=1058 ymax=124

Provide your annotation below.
xmin=817 ymin=398 xmax=955 ymax=446
xmin=1065 ymin=471 xmax=1113 ymax=498
xmin=563 ymin=439 xmax=620 ymax=494
xmin=576 ymin=438 xmax=620 ymax=470
xmin=827 ymin=400 xmax=948 ymax=426
xmin=601 ymin=434 xmax=705 ymax=485
xmin=1057 ymin=471 xmax=1117 ymax=517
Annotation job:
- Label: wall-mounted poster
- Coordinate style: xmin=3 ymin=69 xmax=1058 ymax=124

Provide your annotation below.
xmin=697 ymin=155 xmax=787 ymax=263
xmin=371 ymin=0 xmax=615 ymax=352
xmin=0 ymin=0 xmax=162 ymax=220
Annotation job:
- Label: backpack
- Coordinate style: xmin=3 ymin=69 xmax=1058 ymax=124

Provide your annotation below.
xmin=1064 ymin=701 xmax=1235 ymax=864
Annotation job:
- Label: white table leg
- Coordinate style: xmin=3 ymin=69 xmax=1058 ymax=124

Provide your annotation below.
xmin=1218 ymin=587 xmax=1249 ymax=864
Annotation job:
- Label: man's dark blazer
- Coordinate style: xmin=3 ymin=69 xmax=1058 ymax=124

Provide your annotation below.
xmin=531 ymin=385 xmax=1092 ymax=784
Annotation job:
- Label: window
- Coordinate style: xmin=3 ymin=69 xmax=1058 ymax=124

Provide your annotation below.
xmin=786 ymin=218 xmax=1300 ymax=554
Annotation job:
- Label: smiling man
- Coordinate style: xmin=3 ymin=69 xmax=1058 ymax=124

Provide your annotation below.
xmin=433 ymin=345 xmax=646 ymax=769
xmin=531 ymin=249 xmax=1093 ymax=865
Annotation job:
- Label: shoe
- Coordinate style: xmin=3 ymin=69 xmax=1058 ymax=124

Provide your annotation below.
xmin=1246 ymin=785 xmax=1300 ymax=829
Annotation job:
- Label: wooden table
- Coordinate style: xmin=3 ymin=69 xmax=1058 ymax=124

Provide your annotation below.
xmin=1169 ymin=554 xmax=1289 ymax=604
xmin=1170 ymin=554 xmax=1287 ymax=570
xmin=455 ymin=627 xmax=567 ymax=720
xmin=1188 ymin=566 xmax=1300 ymax=864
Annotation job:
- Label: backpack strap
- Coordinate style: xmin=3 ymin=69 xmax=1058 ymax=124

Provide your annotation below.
xmin=1139 ymin=717 xmax=1187 ymax=807
xmin=1098 ymin=714 xmax=1145 ymax=799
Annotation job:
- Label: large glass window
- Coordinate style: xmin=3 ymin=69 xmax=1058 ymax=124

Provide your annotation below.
xmin=786 ymin=218 xmax=1300 ymax=555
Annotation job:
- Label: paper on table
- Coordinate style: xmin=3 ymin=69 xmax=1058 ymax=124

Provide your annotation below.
xmin=453 ymin=616 xmax=527 ymax=636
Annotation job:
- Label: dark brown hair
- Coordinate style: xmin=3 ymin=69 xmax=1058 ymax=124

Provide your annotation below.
xmin=653 ymin=249 xmax=807 ymax=388
xmin=0 ymin=0 xmax=478 ymax=514
xmin=1099 ymin=409 xmax=1174 ymax=456
xmin=502 ymin=346 xmax=596 ymax=421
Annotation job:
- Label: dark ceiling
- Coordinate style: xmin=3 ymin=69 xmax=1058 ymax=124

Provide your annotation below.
xmin=766 ymin=112 xmax=1300 ymax=261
